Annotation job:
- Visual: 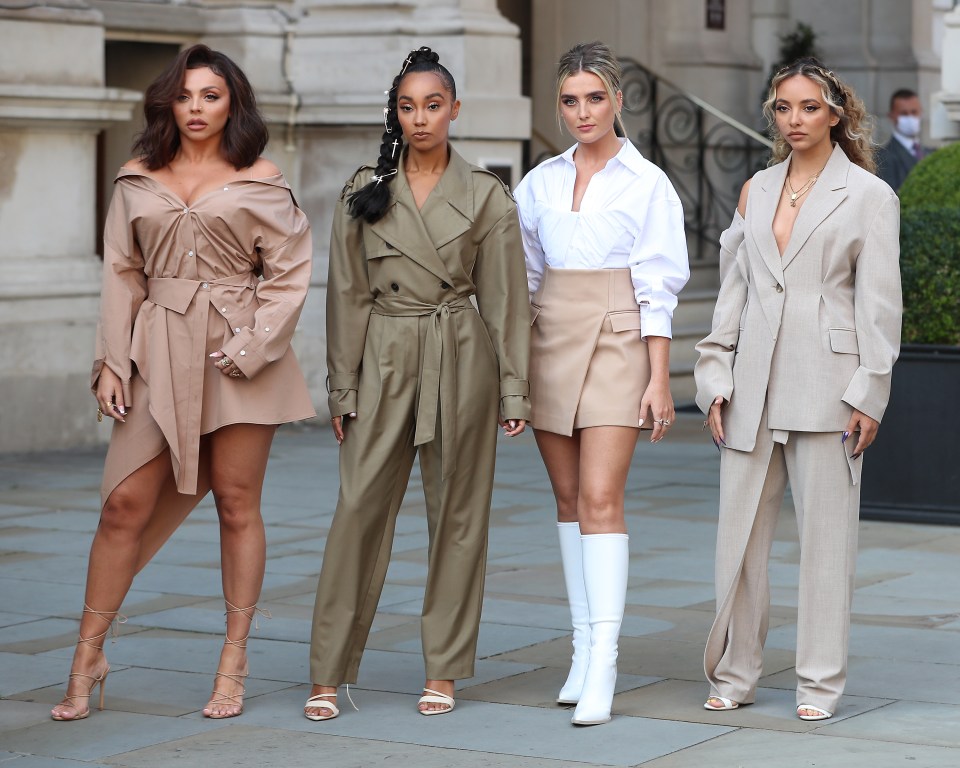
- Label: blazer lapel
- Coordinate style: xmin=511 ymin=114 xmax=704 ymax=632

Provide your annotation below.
xmin=368 ymin=160 xmax=453 ymax=283
xmin=420 ymin=149 xmax=475 ymax=250
xmin=779 ymin=144 xmax=849 ymax=270
xmin=751 ymin=160 xmax=787 ymax=286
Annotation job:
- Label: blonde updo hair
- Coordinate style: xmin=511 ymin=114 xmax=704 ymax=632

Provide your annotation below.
xmin=556 ymin=41 xmax=626 ymax=136
xmin=762 ymin=57 xmax=875 ymax=172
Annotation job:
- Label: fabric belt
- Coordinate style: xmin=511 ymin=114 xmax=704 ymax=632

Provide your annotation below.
xmin=144 ymin=273 xmax=258 ymax=494
xmin=372 ymin=293 xmax=474 ymax=480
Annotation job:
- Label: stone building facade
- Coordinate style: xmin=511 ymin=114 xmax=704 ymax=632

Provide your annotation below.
xmin=0 ymin=0 xmax=953 ymax=451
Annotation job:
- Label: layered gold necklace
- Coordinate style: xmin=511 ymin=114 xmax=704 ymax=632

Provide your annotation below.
xmin=785 ymin=172 xmax=819 ymax=207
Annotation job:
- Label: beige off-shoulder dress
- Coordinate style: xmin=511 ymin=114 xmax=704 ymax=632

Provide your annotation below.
xmin=94 ymin=168 xmax=316 ymax=505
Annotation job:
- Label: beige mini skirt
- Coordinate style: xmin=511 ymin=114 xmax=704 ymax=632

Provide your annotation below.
xmin=529 ymin=267 xmax=651 ymax=435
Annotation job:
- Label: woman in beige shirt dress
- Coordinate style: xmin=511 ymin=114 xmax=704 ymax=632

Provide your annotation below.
xmin=50 ymin=45 xmax=314 ymax=722
xmin=304 ymin=47 xmax=530 ymax=721
xmin=696 ymin=58 xmax=901 ymax=721
xmin=515 ymin=43 xmax=689 ymax=726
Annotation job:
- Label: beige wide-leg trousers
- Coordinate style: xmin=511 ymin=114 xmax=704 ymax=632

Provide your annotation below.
xmin=704 ymin=423 xmax=862 ymax=713
xmin=310 ymin=307 xmax=500 ymax=686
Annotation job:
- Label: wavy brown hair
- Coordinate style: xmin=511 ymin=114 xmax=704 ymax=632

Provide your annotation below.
xmin=762 ymin=57 xmax=875 ymax=173
xmin=133 ymin=44 xmax=267 ymax=171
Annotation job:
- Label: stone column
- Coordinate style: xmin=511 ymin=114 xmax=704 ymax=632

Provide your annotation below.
xmin=0 ymin=3 xmax=139 ymax=451
xmin=931 ymin=3 xmax=960 ymax=140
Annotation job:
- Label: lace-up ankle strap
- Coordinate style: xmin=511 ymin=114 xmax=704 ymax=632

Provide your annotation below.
xmin=222 ymin=601 xmax=271 ymax=648
xmin=79 ymin=605 xmax=128 ymax=648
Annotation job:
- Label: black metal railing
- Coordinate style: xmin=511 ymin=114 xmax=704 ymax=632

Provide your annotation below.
xmin=619 ymin=58 xmax=773 ymax=259
xmin=531 ymin=59 xmax=774 ymax=260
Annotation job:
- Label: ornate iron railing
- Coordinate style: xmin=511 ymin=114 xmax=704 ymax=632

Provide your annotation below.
xmin=532 ymin=59 xmax=774 ymax=260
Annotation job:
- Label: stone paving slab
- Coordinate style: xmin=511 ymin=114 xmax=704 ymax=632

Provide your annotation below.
xmin=97 ymin=726 xmax=605 ymax=768
xmin=641 ymin=728 xmax=960 ymax=768
xmin=237 ymin=687 xmax=734 ymax=767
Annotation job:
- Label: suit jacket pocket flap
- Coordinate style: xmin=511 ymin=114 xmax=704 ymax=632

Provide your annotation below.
xmin=829 ymin=328 xmax=859 ymax=354
xmin=608 ymin=310 xmax=642 ymax=333
xmin=366 ymin=245 xmax=402 ymax=260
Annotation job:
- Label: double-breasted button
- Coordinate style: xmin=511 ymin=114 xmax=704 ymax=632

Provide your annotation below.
xmin=187 ymin=250 xmax=194 ymax=257
xmin=775 ymin=284 xmax=783 ymax=293
xmin=200 ymin=282 xmax=209 ymax=289
xmin=239 ymin=350 xmax=246 ymax=356
xmin=390 ymin=282 xmax=399 ymax=292
xmin=440 ymin=281 xmax=451 ymax=290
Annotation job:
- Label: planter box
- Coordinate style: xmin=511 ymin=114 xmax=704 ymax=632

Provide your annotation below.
xmin=860 ymin=345 xmax=960 ymax=525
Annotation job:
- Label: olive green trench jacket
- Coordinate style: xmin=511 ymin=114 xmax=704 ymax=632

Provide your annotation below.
xmin=326 ymin=147 xmax=531 ymax=433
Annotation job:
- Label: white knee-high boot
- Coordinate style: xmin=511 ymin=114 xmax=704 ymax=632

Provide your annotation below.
xmin=572 ymin=533 xmax=629 ymax=726
xmin=557 ymin=522 xmax=590 ymax=704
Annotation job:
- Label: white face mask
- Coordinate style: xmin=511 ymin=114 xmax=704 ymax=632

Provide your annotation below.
xmin=896 ymin=114 xmax=921 ymax=138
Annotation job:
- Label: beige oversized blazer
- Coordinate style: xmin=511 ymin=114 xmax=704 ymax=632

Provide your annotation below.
xmin=695 ymin=145 xmax=902 ymax=451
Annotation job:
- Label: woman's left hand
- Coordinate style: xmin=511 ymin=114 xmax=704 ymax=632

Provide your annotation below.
xmin=499 ymin=418 xmax=526 ymax=437
xmin=844 ymin=409 xmax=880 ymax=458
xmin=641 ymin=378 xmax=675 ymax=443
xmin=209 ymin=350 xmax=245 ymax=380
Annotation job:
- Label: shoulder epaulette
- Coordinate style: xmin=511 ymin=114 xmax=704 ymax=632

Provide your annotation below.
xmin=472 ymin=166 xmax=515 ymax=201
xmin=340 ymin=164 xmax=375 ymax=200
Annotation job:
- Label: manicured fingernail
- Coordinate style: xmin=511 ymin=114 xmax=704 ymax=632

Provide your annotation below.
xmin=841 ymin=431 xmax=849 ymax=443
xmin=713 ymin=438 xmax=720 ymax=451
xmin=208 ymin=352 xmax=218 ymax=357
xmin=119 ymin=407 xmax=126 ymax=415
xmin=853 ymin=453 xmax=861 ymax=460
xmin=638 ymin=419 xmax=644 ymax=427
xmin=719 ymin=437 xmax=727 ymax=446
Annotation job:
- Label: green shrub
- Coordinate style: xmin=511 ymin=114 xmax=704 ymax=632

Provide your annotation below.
xmin=895 ymin=143 xmax=960 ymax=345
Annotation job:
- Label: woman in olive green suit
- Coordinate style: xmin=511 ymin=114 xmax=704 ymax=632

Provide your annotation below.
xmin=304 ymin=47 xmax=530 ymax=720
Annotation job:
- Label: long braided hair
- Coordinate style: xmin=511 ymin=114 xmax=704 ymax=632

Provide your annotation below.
xmin=347 ymin=46 xmax=457 ymax=224
xmin=762 ymin=57 xmax=875 ymax=173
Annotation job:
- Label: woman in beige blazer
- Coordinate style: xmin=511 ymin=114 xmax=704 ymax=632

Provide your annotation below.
xmin=51 ymin=45 xmax=314 ymax=722
xmin=305 ymin=47 xmax=530 ymax=721
xmin=695 ymin=58 xmax=901 ymax=721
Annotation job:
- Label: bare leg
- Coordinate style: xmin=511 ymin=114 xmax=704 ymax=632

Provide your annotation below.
xmin=134 ymin=461 xmax=211 ymax=572
xmin=576 ymin=427 xmax=639 ymax=534
xmin=533 ymin=429 xmax=581 ymax=523
xmin=202 ymin=423 xmax=276 ymax=718
xmin=51 ymin=451 xmax=174 ymax=720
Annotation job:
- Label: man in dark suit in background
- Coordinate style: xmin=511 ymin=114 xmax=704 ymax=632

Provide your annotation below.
xmin=876 ymin=89 xmax=930 ymax=192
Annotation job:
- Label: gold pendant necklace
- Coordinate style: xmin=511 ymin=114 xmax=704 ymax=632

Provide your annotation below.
xmin=785 ymin=172 xmax=819 ymax=207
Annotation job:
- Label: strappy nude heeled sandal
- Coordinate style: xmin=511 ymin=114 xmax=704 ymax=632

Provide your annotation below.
xmin=203 ymin=601 xmax=270 ymax=719
xmin=51 ymin=605 xmax=127 ymax=722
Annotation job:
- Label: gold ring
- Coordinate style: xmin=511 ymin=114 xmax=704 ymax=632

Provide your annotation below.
xmin=219 ymin=356 xmax=233 ymax=368
xmin=229 ymin=370 xmax=242 ymax=378
xmin=97 ymin=408 xmax=103 ymax=423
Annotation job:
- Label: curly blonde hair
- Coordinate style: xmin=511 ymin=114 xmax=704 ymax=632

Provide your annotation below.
xmin=762 ymin=57 xmax=875 ymax=173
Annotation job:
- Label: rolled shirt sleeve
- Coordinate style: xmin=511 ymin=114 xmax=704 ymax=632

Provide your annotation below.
xmin=629 ymin=176 xmax=690 ymax=339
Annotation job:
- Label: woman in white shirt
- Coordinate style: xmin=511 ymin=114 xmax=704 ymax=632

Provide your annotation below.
xmin=514 ymin=42 xmax=689 ymax=726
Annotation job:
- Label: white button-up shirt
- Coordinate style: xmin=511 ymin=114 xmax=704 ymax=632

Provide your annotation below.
xmin=514 ymin=138 xmax=689 ymax=338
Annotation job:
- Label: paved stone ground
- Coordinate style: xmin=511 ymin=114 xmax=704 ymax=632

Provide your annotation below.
xmin=1 ymin=414 xmax=959 ymax=767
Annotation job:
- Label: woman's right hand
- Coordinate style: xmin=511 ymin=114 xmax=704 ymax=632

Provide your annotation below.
xmin=331 ymin=413 xmax=356 ymax=445
xmin=95 ymin=365 xmax=127 ymax=423
xmin=707 ymin=395 xmax=726 ymax=448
